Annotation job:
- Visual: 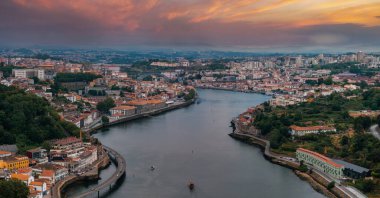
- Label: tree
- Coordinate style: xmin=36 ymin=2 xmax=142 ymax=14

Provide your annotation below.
xmin=327 ymin=181 xmax=335 ymax=190
xmin=101 ymin=116 xmax=109 ymax=124
xmin=0 ymin=85 xmax=78 ymax=148
xmin=324 ymin=77 xmax=333 ymax=85
xmin=96 ymin=97 xmax=116 ymax=114
xmin=340 ymin=136 xmax=349 ymax=146
xmin=184 ymin=89 xmax=196 ymax=101
xmin=354 ymin=180 xmax=374 ymax=193
xmin=0 ymin=179 xmax=29 ymax=198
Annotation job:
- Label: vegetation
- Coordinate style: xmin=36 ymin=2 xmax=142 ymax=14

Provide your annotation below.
xmin=252 ymin=89 xmax=380 ymax=170
xmin=0 ymin=85 xmax=79 ymax=153
xmin=0 ymin=178 xmax=29 ymax=198
xmin=184 ymin=89 xmax=196 ymax=101
xmin=0 ymin=66 xmax=23 ymax=78
xmin=54 ymin=72 xmax=102 ymax=83
xmin=96 ymin=97 xmax=116 ymax=114
xmin=327 ymin=181 xmax=335 ymax=190
xmin=299 ymin=164 xmax=308 ymax=172
xmin=101 ymin=116 xmax=109 ymax=124
xmin=354 ymin=180 xmax=375 ymax=193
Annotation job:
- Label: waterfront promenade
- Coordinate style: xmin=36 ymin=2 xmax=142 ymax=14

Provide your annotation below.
xmin=230 ymin=127 xmax=362 ymax=198
xmin=52 ymin=145 xmax=126 ymax=198
xmin=76 ymin=145 xmax=126 ymax=198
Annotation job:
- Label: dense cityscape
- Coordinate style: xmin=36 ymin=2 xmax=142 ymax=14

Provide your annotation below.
xmin=1 ymin=0 xmax=380 ymax=198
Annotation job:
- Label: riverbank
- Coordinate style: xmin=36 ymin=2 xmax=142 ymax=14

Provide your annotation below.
xmin=59 ymin=98 xmax=196 ymax=197
xmin=195 ymin=86 xmax=271 ymax=96
xmin=53 ymin=145 xmax=111 ymax=198
xmin=86 ymin=98 xmax=196 ymax=135
xmin=229 ymin=130 xmax=358 ymax=198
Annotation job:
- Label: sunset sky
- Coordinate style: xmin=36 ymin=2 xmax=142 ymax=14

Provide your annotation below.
xmin=1 ymin=0 xmax=380 ymax=51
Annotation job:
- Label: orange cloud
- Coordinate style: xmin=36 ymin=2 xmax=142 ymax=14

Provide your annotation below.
xmin=9 ymin=0 xmax=380 ymax=31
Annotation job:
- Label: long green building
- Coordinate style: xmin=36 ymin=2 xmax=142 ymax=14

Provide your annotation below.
xmin=296 ymin=148 xmax=344 ymax=179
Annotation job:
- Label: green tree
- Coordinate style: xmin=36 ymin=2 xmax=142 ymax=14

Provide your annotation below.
xmin=0 ymin=179 xmax=29 ymax=198
xmin=324 ymin=77 xmax=333 ymax=85
xmin=340 ymin=136 xmax=349 ymax=146
xmin=327 ymin=181 xmax=335 ymax=190
xmin=101 ymin=116 xmax=109 ymax=124
xmin=96 ymin=98 xmax=116 ymax=114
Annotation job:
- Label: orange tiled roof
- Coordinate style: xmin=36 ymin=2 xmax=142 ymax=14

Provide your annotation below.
xmin=111 ymin=105 xmax=136 ymax=110
xmin=290 ymin=125 xmax=335 ymax=131
xmin=40 ymin=170 xmax=54 ymax=177
xmin=0 ymin=150 xmax=11 ymax=155
xmin=11 ymin=173 xmax=29 ymax=181
xmin=297 ymin=148 xmax=343 ymax=168
xmin=17 ymin=167 xmax=32 ymax=174
xmin=30 ymin=181 xmax=44 ymax=186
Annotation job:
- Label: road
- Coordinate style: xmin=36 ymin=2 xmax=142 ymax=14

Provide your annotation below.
xmin=76 ymin=145 xmax=126 ymax=198
xmin=312 ymin=169 xmax=363 ymax=198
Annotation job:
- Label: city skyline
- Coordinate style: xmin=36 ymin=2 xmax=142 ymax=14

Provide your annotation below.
xmin=0 ymin=0 xmax=380 ymax=52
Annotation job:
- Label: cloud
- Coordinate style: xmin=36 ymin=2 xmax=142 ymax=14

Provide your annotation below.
xmin=0 ymin=0 xmax=379 ymax=51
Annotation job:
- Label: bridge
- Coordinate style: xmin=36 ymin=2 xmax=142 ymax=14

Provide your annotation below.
xmin=76 ymin=145 xmax=126 ymax=198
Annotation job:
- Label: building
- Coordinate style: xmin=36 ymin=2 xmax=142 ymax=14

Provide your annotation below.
xmin=296 ymin=148 xmax=344 ymax=179
xmin=110 ymin=105 xmax=136 ymax=118
xmin=0 ymin=150 xmax=12 ymax=158
xmin=39 ymin=170 xmax=55 ymax=184
xmin=26 ymin=148 xmax=48 ymax=164
xmin=296 ymin=148 xmax=371 ymax=180
xmin=332 ymin=159 xmax=370 ymax=179
xmin=50 ymin=137 xmax=83 ymax=158
xmin=12 ymin=69 xmax=45 ymax=80
xmin=289 ymin=125 xmax=336 ymax=136
xmin=0 ymin=156 xmax=29 ymax=170
xmin=126 ymin=99 xmax=166 ymax=113
xmin=11 ymin=173 xmax=34 ymax=185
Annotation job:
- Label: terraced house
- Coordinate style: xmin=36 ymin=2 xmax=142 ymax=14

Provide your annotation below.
xmin=296 ymin=148 xmax=344 ymax=179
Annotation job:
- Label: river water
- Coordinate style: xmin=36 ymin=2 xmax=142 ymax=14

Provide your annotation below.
xmin=64 ymin=89 xmax=324 ymax=198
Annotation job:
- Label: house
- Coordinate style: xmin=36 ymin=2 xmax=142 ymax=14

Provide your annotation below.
xmin=0 ymin=156 xmax=29 ymax=170
xmin=0 ymin=150 xmax=12 ymax=158
xmin=289 ymin=125 xmax=336 ymax=136
xmin=26 ymin=148 xmax=48 ymax=164
xmin=11 ymin=173 xmax=34 ymax=185
xmin=39 ymin=170 xmax=55 ymax=184
xmin=29 ymin=181 xmax=47 ymax=196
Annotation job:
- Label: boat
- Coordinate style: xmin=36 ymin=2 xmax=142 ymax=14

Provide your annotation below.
xmin=188 ymin=181 xmax=195 ymax=190
xmin=150 ymin=166 xmax=155 ymax=171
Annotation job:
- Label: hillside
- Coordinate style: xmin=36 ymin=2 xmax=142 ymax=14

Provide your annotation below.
xmin=0 ymin=85 xmax=79 ymax=153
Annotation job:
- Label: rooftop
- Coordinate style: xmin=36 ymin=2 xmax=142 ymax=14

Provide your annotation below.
xmin=290 ymin=125 xmax=335 ymax=131
xmin=297 ymin=148 xmax=343 ymax=168
xmin=333 ymin=159 xmax=370 ymax=173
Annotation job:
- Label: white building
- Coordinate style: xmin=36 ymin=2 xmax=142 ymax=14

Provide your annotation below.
xmin=12 ymin=69 xmax=45 ymax=80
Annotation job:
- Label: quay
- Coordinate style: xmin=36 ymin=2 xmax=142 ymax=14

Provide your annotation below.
xmin=52 ymin=145 xmax=126 ymax=198
xmin=84 ymin=98 xmax=196 ymax=134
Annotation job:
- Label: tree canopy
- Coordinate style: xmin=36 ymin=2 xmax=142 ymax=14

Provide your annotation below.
xmin=0 ymin=179 xmax=29 ymax=198
xmin=0 ymin=85 xmax=79 ymax=153
xmin=96 ymin=97 xmax=116 ymax=114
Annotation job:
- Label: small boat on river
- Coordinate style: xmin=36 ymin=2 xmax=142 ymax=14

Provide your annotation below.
xmin=188 ymin=181 xmax=195 ymax=190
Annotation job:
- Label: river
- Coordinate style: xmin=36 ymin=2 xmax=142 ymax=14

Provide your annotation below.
xmin=64 ymin=89 xmax=324 ymax=198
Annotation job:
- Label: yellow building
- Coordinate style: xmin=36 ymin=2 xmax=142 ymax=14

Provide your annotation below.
xmin=0 ymin=156 xmax=29 ymax=170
